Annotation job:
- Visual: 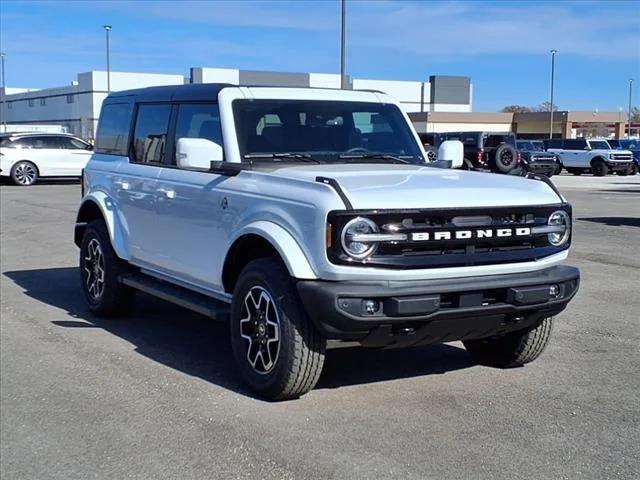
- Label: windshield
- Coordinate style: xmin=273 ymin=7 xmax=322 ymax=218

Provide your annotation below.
xmin=588 ymin=140 xmax=611 ymax=150
xmin=516 ymin=141 xmax=536 ymax=151
xmin=232 ymin=99 xmax=424 ymax=164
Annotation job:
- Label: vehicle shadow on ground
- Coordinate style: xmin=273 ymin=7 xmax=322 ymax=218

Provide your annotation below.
xmin=579 ymin=217 xmax=640 ymax=228
xmin=3 ymin=267 xmax=476 ymax=398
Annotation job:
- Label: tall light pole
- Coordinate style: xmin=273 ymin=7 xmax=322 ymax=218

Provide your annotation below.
xmin=340 ymin=0 xmax=347 ymax=89
xmin=104 ymin=25 xmax=112 ymax=92
xmin=628 ymin=78 xmax=633 ymax=139
xmin=549 ymin=49 xmax=557 ymax=139
xmin=1 ymin=53 xmax=6 ymax=133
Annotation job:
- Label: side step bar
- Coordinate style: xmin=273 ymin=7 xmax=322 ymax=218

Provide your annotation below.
xmin=119 ymin=273 xmax=230 ymax=321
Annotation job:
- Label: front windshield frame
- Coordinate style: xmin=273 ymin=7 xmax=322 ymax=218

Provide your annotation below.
xmin=232 ymin=99 xmax=424 ymax=164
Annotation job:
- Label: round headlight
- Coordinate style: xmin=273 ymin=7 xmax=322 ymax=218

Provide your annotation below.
xmin=548 ymin=210 xmax=571 ymax=246
xmin=341 ymin=217 xmax=379 ymax=259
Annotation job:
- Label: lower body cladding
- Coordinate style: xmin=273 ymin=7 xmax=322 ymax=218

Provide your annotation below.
xmin=606 ymin=161 xmax=634 ymax=172
xmin=297 ymin=265 xmax=580 ymax=348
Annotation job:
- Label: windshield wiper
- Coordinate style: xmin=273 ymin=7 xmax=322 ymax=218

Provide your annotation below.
xmin=338 ymin=153 xmax=412 ymax=164
xmin=244 ymin=152 xmax=323 ymax=163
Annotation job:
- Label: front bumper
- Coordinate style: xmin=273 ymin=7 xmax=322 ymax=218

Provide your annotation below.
xmin=297 ymin=265 xmax=580 ymax=347
xmin=524 ymin=161 xmax=559 ymax=176
xmin=606 ymin=161 xmax=633 ymax=172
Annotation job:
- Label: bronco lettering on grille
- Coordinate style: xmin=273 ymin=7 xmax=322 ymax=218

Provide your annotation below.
xmin=410 ymin=227 xmax=531 ymax=242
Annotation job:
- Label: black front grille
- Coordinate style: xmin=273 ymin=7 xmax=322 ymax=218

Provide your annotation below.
xmin=327 ymin=204 xmax=571 ymax=269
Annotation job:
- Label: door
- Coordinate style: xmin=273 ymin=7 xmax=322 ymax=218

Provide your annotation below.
xmin=562 ymin=139 xmax=589 ymax=168
xmin=115 ymin=103 xmax=172 ymax=268
xmin=57 ymin=136 xmax=93 ymax=176
xmin=12 ymin=136 xmax=67 ymax=176
xmin=152 ymin=102 xmax=227 ymax=291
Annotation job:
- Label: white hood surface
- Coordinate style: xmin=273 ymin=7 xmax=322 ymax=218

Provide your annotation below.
xmin=269 ymin=164 xmax=563 ymax=210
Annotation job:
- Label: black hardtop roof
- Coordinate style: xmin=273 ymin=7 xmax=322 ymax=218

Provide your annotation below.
xmin=106 ymin=83 xmax=232 ymax=102
xmin=105 ymin=83 xmax=386 ymax=103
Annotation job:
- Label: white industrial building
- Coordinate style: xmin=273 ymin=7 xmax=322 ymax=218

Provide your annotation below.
xmin=0 ymin=67 xmax=472 ymax=140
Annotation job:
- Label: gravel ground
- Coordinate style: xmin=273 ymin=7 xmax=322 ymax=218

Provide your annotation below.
xmin=1 ymin=173 xmax=639 ymax=480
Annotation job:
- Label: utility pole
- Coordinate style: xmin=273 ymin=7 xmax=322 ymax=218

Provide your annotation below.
xmin=549 ymin=49 xmax=557 ymax=139
xmin=104 ymin=25 xmax=112 ymax=92
xmin=628 ymin=78 xmax=633 ymax=139
xmin=0 ymin=53 xmax=6 ymax=132
xmin=340 ymin=0 xmax=347 ymax=89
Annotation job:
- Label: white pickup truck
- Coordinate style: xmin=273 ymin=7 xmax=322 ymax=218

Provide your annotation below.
xmin=75 ymin=84 xmax=580 ymax=400
xmin=545 ymin=138 xmax=634 ymax=176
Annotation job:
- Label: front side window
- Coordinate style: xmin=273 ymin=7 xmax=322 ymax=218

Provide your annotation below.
xmin=59 ymin=137 xmax=89 ymax=150
xmin=132 ymin=104 xmax=171 ymax=164
xmin=95 ymin=103 xmax=133 ymax=155
xmin=173 ymin=103 xmax=223 ymax=165
xmin=232 ymin=99 xmax=423 ymax=163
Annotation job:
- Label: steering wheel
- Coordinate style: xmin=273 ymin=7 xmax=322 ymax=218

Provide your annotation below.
xmin=343 ymin=147 xmax=370 ymax=154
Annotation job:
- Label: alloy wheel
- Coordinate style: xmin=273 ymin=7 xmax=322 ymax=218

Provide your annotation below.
xmin=14 ymin=163 xmax=37 ymax=185
xmin=84 ymin=238 xmax=106 ymax=300
xmin=239 ymin=286 xmax=281 ymax=374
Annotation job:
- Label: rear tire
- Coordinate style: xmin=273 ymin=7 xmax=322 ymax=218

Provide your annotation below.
xmin=591 ymin=159 xmax=608 ymax=176
xmin=463 ymin=317 xmax=554 ymax=367
xmin=10 ymin=161 xmax=38 ymax=186
xmin=79 ymin=220 xmax=135 ymax=316
xmin=631 ymin=163 xmax=639 ymax=175
xmin=230 ymin=257 xmax=326 ymax=400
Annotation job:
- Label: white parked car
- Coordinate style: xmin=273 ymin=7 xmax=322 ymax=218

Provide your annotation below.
xmin=544 ymin=138 xmax=634 ymax=176
xmin=75 ymin=84 xmax=580 ymax=400
xmin=0 ymin=132 xmax=93 ymax=186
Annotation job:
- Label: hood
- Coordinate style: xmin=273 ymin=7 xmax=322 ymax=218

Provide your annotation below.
xmin=269 ymin=164 xmax=562 ymax=209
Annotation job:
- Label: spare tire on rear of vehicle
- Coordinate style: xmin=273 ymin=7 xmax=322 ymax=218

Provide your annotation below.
xmin=424 ymin=145 xmax=438 ymax=162
xmin=492 ymin=144 xmax=518 ymax=174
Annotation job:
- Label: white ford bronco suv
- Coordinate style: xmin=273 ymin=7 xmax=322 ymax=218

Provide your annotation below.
xmin=544 ymin=138 xmax=634 ymax=176
xmin=75 ymin=84 xmax=580 ymax=400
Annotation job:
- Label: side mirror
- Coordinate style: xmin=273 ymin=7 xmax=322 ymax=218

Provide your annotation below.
xmin=176 ymin=137 xmax=223 ymax=170
xmin=437 ymin=140 xmax=464 ymax=168
xmin=86 ymin=144 xmax=94 ymax=151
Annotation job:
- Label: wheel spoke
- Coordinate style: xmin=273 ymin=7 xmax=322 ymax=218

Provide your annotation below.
xmin=239 ymin=286 xmax=281 ymax=375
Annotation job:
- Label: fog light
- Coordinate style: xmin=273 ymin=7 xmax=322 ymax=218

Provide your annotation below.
xmin=363 ymin=299 xmax=380 ymax=315
xmin=549 ymin=284 xmax=560 ymax=297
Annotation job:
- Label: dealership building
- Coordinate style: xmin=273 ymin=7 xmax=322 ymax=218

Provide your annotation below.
xmin=0 ymin=66 xmax=634 ymax=140
xmin=0 ymin=68 xmax=471 ymax=139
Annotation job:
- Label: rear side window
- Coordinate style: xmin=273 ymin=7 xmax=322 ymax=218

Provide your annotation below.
xmin=564 ymin=139 xmax=587 ymax=150
xmin=132 ymin=104 xmax=171 ymax=164
xmin=12 ymin=136 xmax=60 ymax=149
xmin=95 ymin=103 xmax=133 ymax=155
xmin=546 ymin=139 xmax=563 ymax=149
xmin=173 ymin=103 xmax=223 ymax=165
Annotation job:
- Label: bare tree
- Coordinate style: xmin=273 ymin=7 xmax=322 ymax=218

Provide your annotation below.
xmin=501 ymin=105 xmax=532 ymax=113
xmin=533 ymin=101 xmax=559 ymax=112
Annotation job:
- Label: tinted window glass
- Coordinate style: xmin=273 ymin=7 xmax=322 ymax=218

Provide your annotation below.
xmin=95 ymin=103 xmax=133 ymax=155
xmin=233 ymin=99 xmax=423 ymax=163
xmin=546 ymin=139 xmax=563 ymax=149
xmin=59 ymin=137 xmax=88 ymax=150
xmin=132 ymin=104 xmax=171 ymax=164
xmin=443 ymin=133 xmax=478 ymax=145
xmin=588 ymin=140 xmax=610 ymax=150
xmin=13 ymin=136 xmax=60 ymax=149
xmin=173 ymin=103 xmax=223 ymax=165
xmin=485 ymin=134 xmax=515 ymax=148
xmin=564 ymin=139 xmax=588 ymax=150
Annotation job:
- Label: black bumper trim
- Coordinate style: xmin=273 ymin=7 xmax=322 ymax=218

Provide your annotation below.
xmin=296 ymin=265 xmax=580 ymax=343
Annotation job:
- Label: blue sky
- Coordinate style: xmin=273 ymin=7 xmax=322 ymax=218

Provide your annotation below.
xmin=1 ymin=0 xmax=639 ymax=111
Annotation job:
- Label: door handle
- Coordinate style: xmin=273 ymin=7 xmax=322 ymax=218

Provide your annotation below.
xmin=114 ymin=180 xmax=130 ymax=190
xmin=158 ymin=188 xmax=175 ymax=199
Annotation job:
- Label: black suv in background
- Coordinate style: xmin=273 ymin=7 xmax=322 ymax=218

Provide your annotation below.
xmin=516 ymin=139 xmax=562 ymax=177
xmin=439 ymin=131 xmax=521 ymax=174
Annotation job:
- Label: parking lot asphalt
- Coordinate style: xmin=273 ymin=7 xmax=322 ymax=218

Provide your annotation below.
xmin=1 ymin=174 xmax=639 ymax=480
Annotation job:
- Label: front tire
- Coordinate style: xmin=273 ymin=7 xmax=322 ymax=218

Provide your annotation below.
xmin=10 ymin=161 xmax=38 ymax=186
xmin=79 ymin=220 xmax=135 ymax=316
xmin=591 ymin=160 xmax=608 ymax=176
xmin=230 ymin=257 xmax=326 ymax=400
xmin=463 ymin=317 xmax=554 ymax=367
